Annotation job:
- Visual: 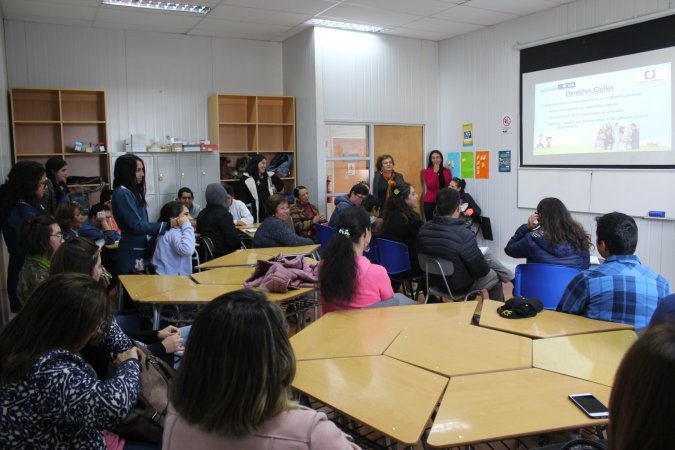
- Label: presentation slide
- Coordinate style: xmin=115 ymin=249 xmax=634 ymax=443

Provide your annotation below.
xmin=522 ymin=47 xmax=675 ymax=167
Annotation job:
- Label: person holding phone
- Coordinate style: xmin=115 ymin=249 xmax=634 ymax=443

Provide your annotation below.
xmin=505 ymin=197 xmax=591 ymax=269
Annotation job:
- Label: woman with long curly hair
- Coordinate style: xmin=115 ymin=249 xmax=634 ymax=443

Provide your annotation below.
xmin=381 ymin=182 xmax=424 ymax=276
xmin=505 ymin=197 xmax=592 ymax=269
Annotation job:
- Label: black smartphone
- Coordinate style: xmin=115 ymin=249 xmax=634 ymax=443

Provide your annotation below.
xmin=568 ymin=393 xmax=609 ymax=418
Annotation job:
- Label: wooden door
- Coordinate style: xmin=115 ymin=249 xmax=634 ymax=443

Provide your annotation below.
xmin=374 ymin=125 xmax=424 ymax=214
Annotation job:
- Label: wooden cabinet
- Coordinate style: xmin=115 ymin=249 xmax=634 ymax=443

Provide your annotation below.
xmin=208 ymin=94 xmax=296 ymax=194
xmin=10 ymin=88 xmax=110 ymax=188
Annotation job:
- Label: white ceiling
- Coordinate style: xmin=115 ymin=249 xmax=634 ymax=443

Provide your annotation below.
xmin=0 ymin=0 xmax=574 ymax=42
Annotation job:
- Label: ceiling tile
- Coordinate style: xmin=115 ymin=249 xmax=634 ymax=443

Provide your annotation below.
xmin=95 ymin=20 xmax=191 ymax=35
xmin=434 ymin=4 xmax=519 ymax=26
xmin=465 ymin=0 xmax=556 ymax=16
xmin=192 ymin=17 xmax=290 ymax=35
xmin=3 ymin=13 xmax=92 ymax=27
xmin=317 ymin=3 xmax=421 ymax=27
xmin=383 ymin=27 xmax=454 ymax=41
xmin=207 ymin=4 xmax=311 ymax=26
xmin=3 ymin=0 xmax=97 ymax=21
xmin=219 ymin=0 xmax=339 ymax=15
xmin=343 ymin=0 xmax=453 ymax=17
xmin=403 ymin=17 xmax=483 ymax=35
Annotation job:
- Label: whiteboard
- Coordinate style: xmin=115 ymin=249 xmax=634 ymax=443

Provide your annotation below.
xmin=518 ymin=168 xmax=675 ymax=217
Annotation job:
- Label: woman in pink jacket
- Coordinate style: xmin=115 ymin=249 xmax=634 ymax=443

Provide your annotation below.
xmin=422 ymin=150 xmax=452 ymax=221
xmin=318 ymin=208 xmax=416 ymax=315
xmin=164 ymin=288 xmax=360 ymax=450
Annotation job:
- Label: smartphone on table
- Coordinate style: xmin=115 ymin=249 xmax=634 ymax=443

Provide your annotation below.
xmin=568 ymin=393 xmax=609 ymax=419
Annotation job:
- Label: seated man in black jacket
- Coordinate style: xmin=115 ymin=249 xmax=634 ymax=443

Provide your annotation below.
xmin=197 ymin=183 xmax=242 ymax=257
xmin=417 ymin=188 xmax=505 ymax=301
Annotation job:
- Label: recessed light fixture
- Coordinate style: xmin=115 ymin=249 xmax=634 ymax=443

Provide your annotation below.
xmin=305 ymin=19 xmax=385 ymax=33
xmin=101 ymin=0 xmax=211 ymax=15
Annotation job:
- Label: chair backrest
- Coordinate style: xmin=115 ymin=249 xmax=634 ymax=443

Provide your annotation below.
xmin=363 ymin=238 xmax=379 ymax=263
xmin=514 ymin=263 xmax=581 ymax=309
xmin=316 ymin=224 xmax=335 ymax=250
xmin=479 ymin=216 xmax=493 ymax=241
xmin=195 ymin=235 xmax=215 ymax=268
xmin=375 ymin=238 xmax=411 ymax=275
xmin=418 ymin=253 xmax=454 ymax=277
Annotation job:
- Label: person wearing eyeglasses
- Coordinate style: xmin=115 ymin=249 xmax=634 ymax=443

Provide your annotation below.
xmin=16 ymin=216 xmax=63 ymax=306
xmin=0 ymin=160 xmax=47 ymax=312
xmin=327 ymin=183 xmax=369 ymax=229
xmin=372 ymin=154 xmax=405 ymax=211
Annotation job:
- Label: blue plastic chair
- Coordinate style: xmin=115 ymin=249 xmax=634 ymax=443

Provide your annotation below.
xmin=513 ymin=263 xmax=582 ymax=310
xmin=316 ymin=224 xmax=335 ymax=250
xmin=363 ymin=238 xmax=379 ymax=263
xmin=374 ymin=237 xmax=420 ymax=299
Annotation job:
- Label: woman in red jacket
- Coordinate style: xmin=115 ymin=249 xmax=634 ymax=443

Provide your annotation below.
xmin=422 ymin=150 xmax=452 ymax=221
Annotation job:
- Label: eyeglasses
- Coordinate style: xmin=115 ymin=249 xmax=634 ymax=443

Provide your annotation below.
xmin=40 ymin=181 xmax=49 ymax=187
xmin=51 ymin=232 xmax=64 ymax=239
xmin=356 ymin=194 xmax=367 ymax=199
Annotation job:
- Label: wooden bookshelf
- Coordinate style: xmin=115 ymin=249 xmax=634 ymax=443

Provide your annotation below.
xmin=208 ymin=94 xmax=296 ymax=193
xmin=10 ymin=88 xmax=110 ymax=186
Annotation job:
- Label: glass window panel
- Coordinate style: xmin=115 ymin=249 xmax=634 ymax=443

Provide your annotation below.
xmin=326 ymin=125 xmax=368 ymax=158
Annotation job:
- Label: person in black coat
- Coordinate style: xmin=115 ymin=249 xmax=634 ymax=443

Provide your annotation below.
xmin=381 ymin=182 xmax=423 ymax=277
xmin=197 ymin=183 xmax=242 ymax=258
xmin=417 ymin=188 xmax=505 ymax=300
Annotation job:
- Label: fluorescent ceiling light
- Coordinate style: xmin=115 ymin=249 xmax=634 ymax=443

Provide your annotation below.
xmin=305 ymin=19 xmax=384 ymax=33
xmin=101 ymin=0 xmax=211 ymax=15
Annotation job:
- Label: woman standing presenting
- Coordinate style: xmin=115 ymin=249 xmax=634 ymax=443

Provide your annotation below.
xmin=112 ymin=154 xmax=171 ymax=274
xmin=371 ymin=154 xmax=404 ymax=210
xmin=422 ymin=150 xmax=451 ymax=221
xmin=42 ymin=157 xmax=70 ymax=215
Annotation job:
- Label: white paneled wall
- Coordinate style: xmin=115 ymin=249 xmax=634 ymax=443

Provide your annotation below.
xmin=3 ymin=21 xmax=283 ymax=157
xmin=439 ymin=0 xmax=675 ymax=284
xmin=0 ymin=17 xmax=11 ymax=325
xmin=299 ymin=27 xmax=440 ymax=212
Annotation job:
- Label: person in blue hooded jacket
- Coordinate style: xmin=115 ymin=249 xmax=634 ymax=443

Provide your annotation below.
xmin=505 ymin=197 xmax=592 ymax=269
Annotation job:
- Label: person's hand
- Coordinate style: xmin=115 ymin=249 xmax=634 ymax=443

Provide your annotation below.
xmin=433 ymin=161 xmax=441 ymax=173
xmin=235 ymin=220 xmax=247 ymax=227
xmin=312 ymin=215 xmax=324 ymax=223
xmin=161 ymin=333 xmax=184 ymax=354
xmin=157 ymin=325 xmax=179 ymax=340
xmin=527 ymin=213 xmax=540 ymax=230
xmin=115 ymin=347 xmax=140 ymax=363
xmin=97 ymin=211 xmax=111 ymax=230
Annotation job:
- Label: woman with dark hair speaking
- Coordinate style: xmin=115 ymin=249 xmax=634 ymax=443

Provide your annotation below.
xmin=0 ymin=274 xmax=141 ymax=449
xmin=0 ymin=160 xmax=47 ymax=312
xmin=112 ymin=154 xmax=174 ymax=274
xmin=42 ymin=156 xmax=70 ymax=214
xmin=505 ymin=197 xmax=591 ymax=269
xmin=239 ymin=154 xmax=283 ymax=222
xmin=164 ymin=289 xmax=359 ymax=449
xmin=422 ymin=150 xmax=452 ymax=221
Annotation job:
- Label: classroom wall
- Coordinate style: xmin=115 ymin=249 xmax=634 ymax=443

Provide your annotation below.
xmin=438 ymin=0 xmax=675 ymax=284
xmin=0 ymin=16 xmax=11 ymax=325
xmin=3 ymin=20 xmax=283 ymax=157
xmin=284 ymin=27 xmax=440 ymax=212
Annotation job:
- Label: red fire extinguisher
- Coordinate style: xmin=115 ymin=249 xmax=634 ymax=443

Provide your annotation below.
xmin=326 ymin=175 xmax=333 ymax=204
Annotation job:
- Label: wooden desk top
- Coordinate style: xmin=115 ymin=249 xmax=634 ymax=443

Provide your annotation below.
xmin=427 ymin=368 xmax=611 ymax=448
xmin=533 ymin=329 xmax=637 ymax=386
xmin=291 ymin=311 xmax=402 ymax=360
xmin=136 ymin=284 xmax=243 ymax=303
xmin=191 ymin=266 xmax=254 ymax=285
xmin=119 ymin=275 xmax=196 ymax=300
xmin=384 ymin=321 xmax=532 ymax=377
xmin=479 ymin=299 xmax=634 ymax=338
xmin=293 ymin=355 xmax=448 ymax=445
xmin=253 ymin=244 xmax=320 ymax=256
xmin=195 ymin=249 xmax=272 ymax=269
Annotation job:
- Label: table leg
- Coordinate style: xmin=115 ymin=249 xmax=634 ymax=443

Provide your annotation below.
xmin=153 ymin=305 xmax=161 ymax=330
xmin=313 ymin=290 xmax=318 ymax=322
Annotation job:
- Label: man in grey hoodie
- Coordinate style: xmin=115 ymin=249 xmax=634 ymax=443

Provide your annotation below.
xmin=327 ymin=183 xmax=369 ymax=229
xmin=196 ymin=183 xmax=242 ymax=257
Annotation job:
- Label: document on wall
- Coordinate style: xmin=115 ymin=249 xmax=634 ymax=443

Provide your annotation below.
xmin=143 ymin=156 xmax=156 ymax=196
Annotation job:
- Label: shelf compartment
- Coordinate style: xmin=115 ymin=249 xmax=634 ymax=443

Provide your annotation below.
xmin=257 ymin=96 xmax=294 ymax=124
xmin=258 ymin=124 xmax=295 ymax=151
xmin=65 ymin=154 xmax=109 ymax=179
xmin=11 ymin=89 xmax=60 ymax=121
xmin=63 ymin=123 xmax=107 ymax=152
xmin=13 ymin=123 xmax=62 ymax=154
xmin=61 ymin=91 xmax=106 ymax=121
xmin=218 ymin=124 xmax=256 ymax=152
xmin=218 ymin=95 xmax=256 ymax=123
